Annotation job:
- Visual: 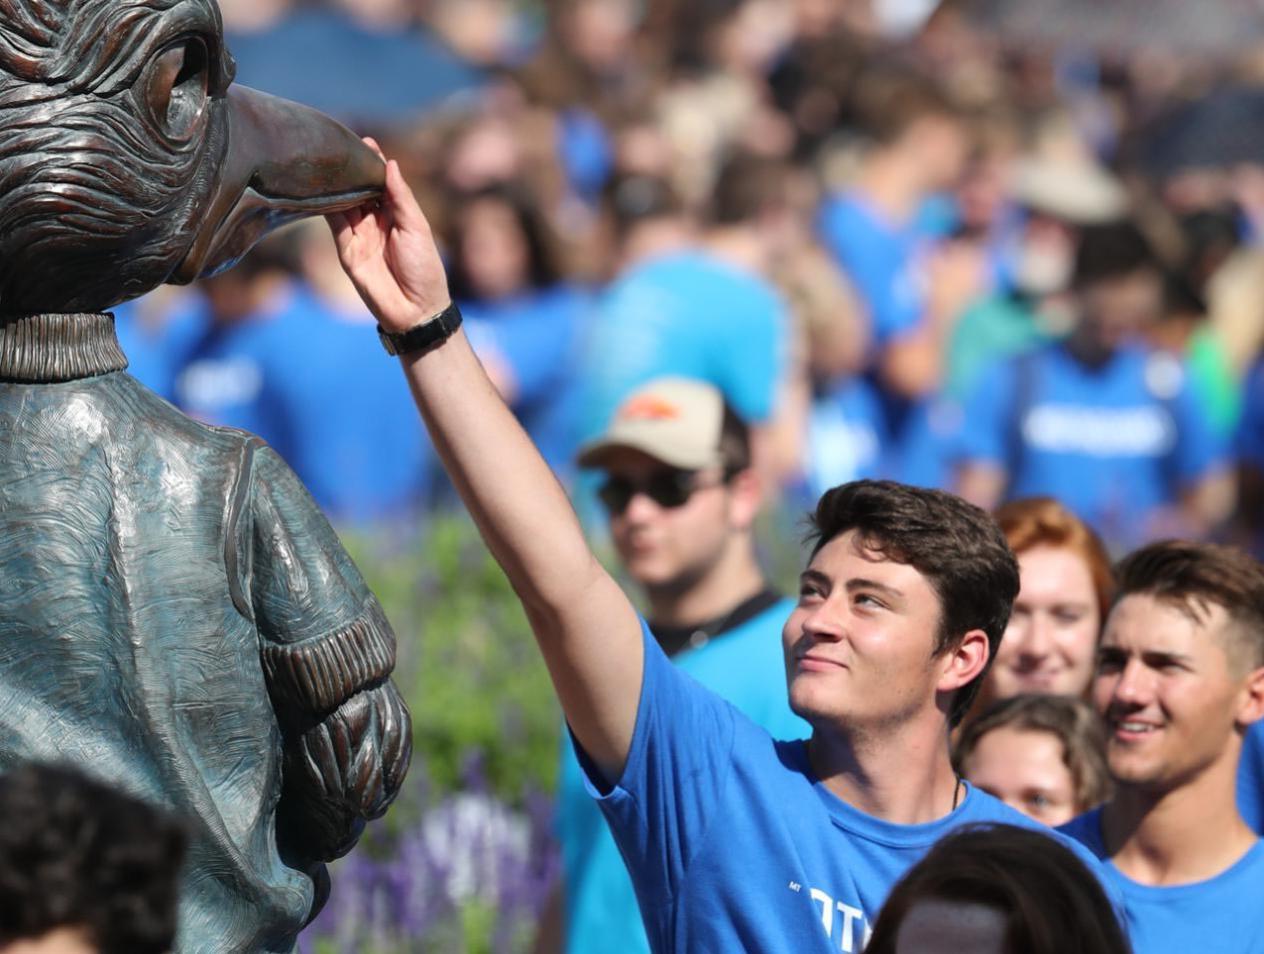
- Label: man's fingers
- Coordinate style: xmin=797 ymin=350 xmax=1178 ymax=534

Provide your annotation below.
xmin=362 ymin=136 xmax=387 ymax=161
xmin=383 ymin=159 xmax=432 ymax=236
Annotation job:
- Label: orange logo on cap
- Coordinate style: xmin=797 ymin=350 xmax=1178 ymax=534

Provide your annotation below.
xmin=619 ymin=396 xmax=681 ymax=421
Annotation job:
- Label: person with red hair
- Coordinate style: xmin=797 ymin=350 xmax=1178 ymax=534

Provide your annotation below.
xmin=971 ymin=497 xmax=1114 ymax=717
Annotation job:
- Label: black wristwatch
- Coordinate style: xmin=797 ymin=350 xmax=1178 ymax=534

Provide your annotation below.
xmin=377 ymin=301 xmax=463 ymax=357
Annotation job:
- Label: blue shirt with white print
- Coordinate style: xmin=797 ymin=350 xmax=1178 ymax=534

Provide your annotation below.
xmin=575 ymin=620 xmax=1119 ymax=953
xmin=956 ymin=341 xmax=1225 ymax=547
xmin=1061 ymin=808 xmax=1264 ymax=954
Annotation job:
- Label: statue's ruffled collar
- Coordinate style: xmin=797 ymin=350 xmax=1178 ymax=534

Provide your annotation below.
xmin=0 ymin=313 xmax=128 ymax=382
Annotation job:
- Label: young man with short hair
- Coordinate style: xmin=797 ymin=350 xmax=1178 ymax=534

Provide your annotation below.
xmin=329 ymin=155 xmax=1109 ymax=953
xmin=956 ymin=222 xmax=1230 ymax=548
xmin=551 ymin=376 xmax=807 ymax=953
xmin=1061 ymin=541 xmax=1264 ymax=953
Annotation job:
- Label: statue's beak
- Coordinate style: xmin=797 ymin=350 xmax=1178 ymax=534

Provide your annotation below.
xmin=172 ymin=86 xmax=384 ymax=283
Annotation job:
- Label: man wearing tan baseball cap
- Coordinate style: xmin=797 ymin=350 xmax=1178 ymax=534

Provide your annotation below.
xmin=548 ymin=376 xmax=806 ymax=954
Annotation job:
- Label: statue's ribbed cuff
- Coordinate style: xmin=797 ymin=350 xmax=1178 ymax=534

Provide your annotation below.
xmin=0 ymin=313 xmax=128 ymax=382
xmin=262 ymin=600 xmax=397 ymax=717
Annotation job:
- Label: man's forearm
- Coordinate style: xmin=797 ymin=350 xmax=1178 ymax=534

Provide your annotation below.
xmin=327 ymin=159 xmax=643 ymax=778
xmin=398 ymin=329 xmax=595 ymax=610
xmin=394 ymin=328 xmax=643 ymax=776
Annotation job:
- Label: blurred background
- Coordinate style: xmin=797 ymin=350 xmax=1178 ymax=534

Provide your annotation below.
xmin=117 ymin=0 xmax=1264 ymax=948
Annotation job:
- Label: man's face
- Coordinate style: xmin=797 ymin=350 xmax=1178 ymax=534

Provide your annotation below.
xmin=1077 ymin=269 xmax=1163 ymax=352
xmin=599 ymin=448 xmax=737 ymax=591
xmin=783 ymin=530 xmax=948 ymax=731
xmin=1094 ymin=593 xmax=1252 ymax=793
xmin=909 ymin=114 xmax=970 ymax=192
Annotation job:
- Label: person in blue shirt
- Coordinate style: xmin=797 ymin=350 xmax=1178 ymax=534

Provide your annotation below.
xmin=542 ymin=377 xmax=809 ymax=954
xmin=956 ymin=221 xmax=1231 ymax=549
xmin=171 ymin=231 xmax=435 ymax=524
xmin=815 ymin=69 xmax=982 ymax=489
xmin=328 ymin=158 xmax=1115 ymax=954
xmin=1060 ymin=540 xmax=1264 ymax=953
xmin=579 ymin=168 xmax=791 ymax=470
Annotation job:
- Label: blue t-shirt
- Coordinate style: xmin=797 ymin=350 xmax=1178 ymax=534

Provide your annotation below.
xmin=802 ymin=377 xmax=889 ymax=499
xmin=1061 ymin=808 xmax=1264 ymax=954
xmin=1239 ymin=721 xmax=1264 ymax=835
xmin=816 ymin=193 xmax=954 ymax=349
xmin=112 ymin=292 xmax=213 ymax=402
xmin=575 ymin=621 xmax=1112 ymax=953
xmin=957 ymin=342 xmax=1226 ymax=546
xmin=556 ymin=599 xmax=809 ymax=954
xmin=171 ymin=283 xmax=434 ymax=523
xmin=579 ymin=250 xmax=789 ymax=441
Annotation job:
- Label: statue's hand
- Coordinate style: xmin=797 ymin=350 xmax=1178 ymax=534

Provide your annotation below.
xmin=327 ymin=139 xmax=451 ymax=334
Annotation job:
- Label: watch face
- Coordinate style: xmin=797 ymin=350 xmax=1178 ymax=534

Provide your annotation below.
xmin=377 ymin=328 xmax=398 ymax=356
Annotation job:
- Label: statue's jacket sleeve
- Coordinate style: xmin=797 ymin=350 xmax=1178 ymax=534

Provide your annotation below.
xmin=227 ymin=439 xmax=412 ymax=868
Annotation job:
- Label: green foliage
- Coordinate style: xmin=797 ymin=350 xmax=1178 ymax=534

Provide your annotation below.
xmin=341 ymin=513 xmax=562 ymax=810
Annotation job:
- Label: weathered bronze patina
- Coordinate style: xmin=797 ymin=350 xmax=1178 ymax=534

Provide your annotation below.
xmin=0 ymin=2 xmax=411 ymax=952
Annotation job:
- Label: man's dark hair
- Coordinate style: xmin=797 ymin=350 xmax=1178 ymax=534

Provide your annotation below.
xmin=709 ymin=152 xmax=796 ymax=227
xmin=1072 ymin=221 xmax=1159 ymax=289
xmin=806 ymin=481 xmax=1020 ymax=726
xmin=0 ymin=764 xmax=186 ymax=953
xmin=603 ymin=173 xmax=686 ymax=242
xmin=1114 ymin=541 xmax=1264 ymax=669
xmin=848 ymin=66 xmax=961 ymax=147
xmin=718 ymin=399 xmax=752 ymax=476
xmin=866 ymin=825 xmax=1129 ymax=954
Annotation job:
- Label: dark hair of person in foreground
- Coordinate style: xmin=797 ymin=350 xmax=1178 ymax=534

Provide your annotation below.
xmin=0 ymin=764 xmax=186 ymax=954
xmin=866 ymin=824 xmax=1131 ymax=954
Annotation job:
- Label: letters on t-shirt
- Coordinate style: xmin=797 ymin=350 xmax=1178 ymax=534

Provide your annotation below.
xmin=1021 ymin=403 xmax=1175 ymax=457
xmin=798 ymin=882 xmax=872 ymax=952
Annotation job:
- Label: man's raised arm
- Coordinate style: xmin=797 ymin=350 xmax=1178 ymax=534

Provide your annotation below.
xmin=328 ymin=152 xmax=643 ymax=783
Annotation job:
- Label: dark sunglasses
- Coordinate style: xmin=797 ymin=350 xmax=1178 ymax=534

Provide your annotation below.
xmin=598 ymin=468 xmax=727 ymax=515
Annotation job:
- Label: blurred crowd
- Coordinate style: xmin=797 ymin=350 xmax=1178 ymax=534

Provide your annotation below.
xmin=113 ymin=0 xmax=1264 ymax=555
xmin=13 ymin=3 xmax=1264 ymax=952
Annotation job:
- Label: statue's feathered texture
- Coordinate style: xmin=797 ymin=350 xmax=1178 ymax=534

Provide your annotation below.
xmin=0 ymin=0 xmax=226 ymax=311
xmin=0 ymin=0 xmax=383 ymax=314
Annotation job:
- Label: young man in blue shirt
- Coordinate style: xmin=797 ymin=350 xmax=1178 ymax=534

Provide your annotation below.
xmin=329 ymin=154 xmax=1110 ymax=953
xmin=956 ymin=222 xmax=1230 ymax=549
xmin=1061 ymin=541 xmax=1264 ymax=953
xmin=546 ymin=376 xmax=808 ymax=954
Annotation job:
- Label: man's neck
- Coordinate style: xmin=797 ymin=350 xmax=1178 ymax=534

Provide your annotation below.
xmin=1102 ymin=754 xmax=1257 ymax=886
xmin=645 ymin=546 xmax=767 ymax=630
xmin=705 ymin=227 xmax=768 ymax=275
xmin=854 ymin=150 xmax=926 ymax=226
xmin=808 ymin=714 xmax=959 ymax=825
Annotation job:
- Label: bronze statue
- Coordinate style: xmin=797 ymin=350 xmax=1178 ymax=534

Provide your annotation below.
xmin=0 ymin=1 xmax=411 ymax=951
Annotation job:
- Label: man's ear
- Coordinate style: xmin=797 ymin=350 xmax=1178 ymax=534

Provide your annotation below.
xmin=936 ymin=628 xmax=991 ymax=696
xmin=1236 ymin=664 xmax=1264 ymax=728
xmin=726 ymin=467 xmax=763 ymax=531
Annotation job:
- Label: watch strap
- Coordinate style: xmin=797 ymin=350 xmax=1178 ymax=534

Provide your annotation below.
xmin=378 ymin=301 xmax=462 ymax=357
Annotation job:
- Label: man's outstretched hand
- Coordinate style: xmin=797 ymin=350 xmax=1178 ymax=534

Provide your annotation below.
xmin=327 ymin=140 xmax=452 ymax=335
